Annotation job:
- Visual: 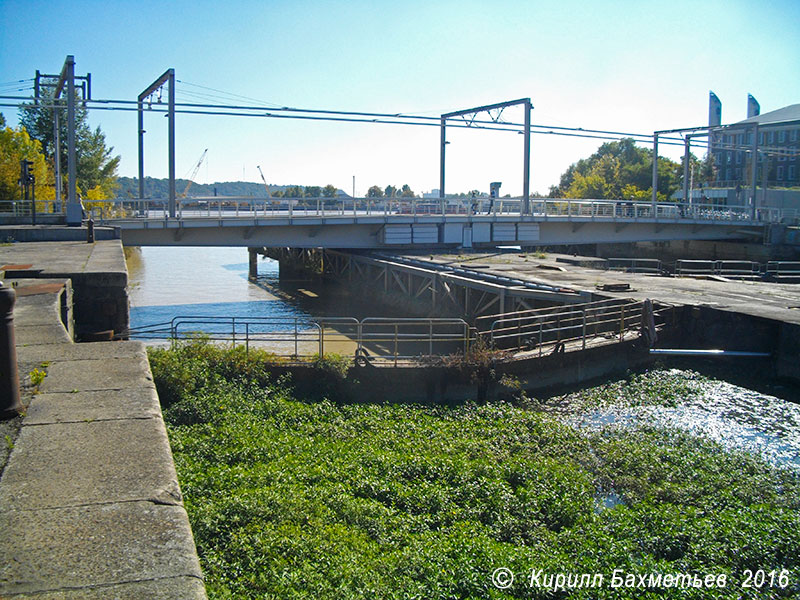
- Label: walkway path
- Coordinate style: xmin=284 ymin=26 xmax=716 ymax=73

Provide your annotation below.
xmin=0 ymin=279 xmax=206 ymax=599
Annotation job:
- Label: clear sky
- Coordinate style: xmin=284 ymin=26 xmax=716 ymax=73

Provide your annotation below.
xmin=2 ymin=0 xmax=799 ymax=197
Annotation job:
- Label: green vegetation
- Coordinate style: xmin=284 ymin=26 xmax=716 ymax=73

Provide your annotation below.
xmin=151 ymin=342 xmax=800 ymax=599
xmin=548 ymin=138 xmax=713 ymax=202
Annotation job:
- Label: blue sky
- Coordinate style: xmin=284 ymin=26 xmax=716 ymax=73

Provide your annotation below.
xmin=2 ymin=0 xmax=799 ymax=196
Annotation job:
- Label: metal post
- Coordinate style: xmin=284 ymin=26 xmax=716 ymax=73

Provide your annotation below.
xmin=750 ymin=123 xmax=759 ymax=220
xmin=439 ymin=117 xmax=446 ymax=198
xmin=138 ymin=100 xmax=145 ymax=201
xmin=651 ymin=134 xmax=658 ymax=211
xmin=0 ymin=282 xmax=22 ymax=419
xmin=682 ymin=136 xmax=690 ymax=210
xmin=168 ymin=71 xmax=176 ymax=217
xmin=581 ymin=308 xmax=587 ymax=350
xmin=523 ymin=98 xmax=531 ymax=215
xmin=53 ymin=107 xmax=61 ymax=211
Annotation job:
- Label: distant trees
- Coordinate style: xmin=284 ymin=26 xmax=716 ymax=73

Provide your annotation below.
xmin=549 ymin=138 xmax=683 ymax=202
xmin=375 ymin=184 xmax=417 ymax=198
xmin=322 ymin=184 xmax=337 ymax=198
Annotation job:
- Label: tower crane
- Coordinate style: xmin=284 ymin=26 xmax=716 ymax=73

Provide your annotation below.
xmin=256 ymin=165 xmax=272 ymax=198
xmin=181 ymin=148 xmax=208 ymax=197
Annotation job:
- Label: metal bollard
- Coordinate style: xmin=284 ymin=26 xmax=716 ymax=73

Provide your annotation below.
xmin=0 ymin=282 xmax=22 ymax=419
xmin=87 ymin=218 xmax=95 ymax=243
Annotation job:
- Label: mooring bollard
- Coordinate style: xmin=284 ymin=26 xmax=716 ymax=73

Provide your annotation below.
xmin=87 ymin=217 xmax=95 ymax=243
xmin=0 ymin=282 xmax=22 ymax=419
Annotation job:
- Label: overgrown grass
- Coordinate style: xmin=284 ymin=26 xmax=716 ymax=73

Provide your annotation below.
xmin=150 ymin=342 xmax=800 ymax=599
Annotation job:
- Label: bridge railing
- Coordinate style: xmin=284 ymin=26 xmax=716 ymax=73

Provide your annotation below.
xmin=124 ymin=315 xmax=471 ymax=365
xmin=84 ymin=196 xmax=795 ymax=224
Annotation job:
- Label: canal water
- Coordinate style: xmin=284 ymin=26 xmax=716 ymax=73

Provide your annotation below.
xmin=127 ymin=246 xmax=800 ymax=471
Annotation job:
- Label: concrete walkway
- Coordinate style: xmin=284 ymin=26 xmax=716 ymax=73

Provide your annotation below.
xmin=0 ymin=281 xmax=206 ymax=598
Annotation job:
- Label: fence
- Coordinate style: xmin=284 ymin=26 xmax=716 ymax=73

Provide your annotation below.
xmin=475 ymin=298 xmax=666 ymax=355
xmin=124 ymin=315 xmax=470 ymax=365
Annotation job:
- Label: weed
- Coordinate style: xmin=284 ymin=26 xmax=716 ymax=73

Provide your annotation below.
xmin=29 ymin=368 xmax=46 ymax=387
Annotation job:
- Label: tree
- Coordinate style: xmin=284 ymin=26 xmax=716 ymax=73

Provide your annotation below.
xmin=0 ymin=121 xmax=55 ymax=203
xmin=399 ymin=184 xmax=415 ymax=197
xmin=284 ymin=185 xmax=304 ymax=198
xmin=19 ymin=86 xmax=119 ymax=199
xmin=304 ymin=186 xmax=321 ymax=198
xmin=367 ymin=185 xmax=384 ymax=198
xmin=550 ymin=138 xmax=682 ymax=201
xmin=384 ymin=184 xmax=397 ymax=198
xmin=322 ymin=184 xmax=337 ymax=198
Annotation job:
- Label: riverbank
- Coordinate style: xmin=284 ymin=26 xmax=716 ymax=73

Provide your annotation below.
xmin=152 ymin=341 xmax=800 ymax=599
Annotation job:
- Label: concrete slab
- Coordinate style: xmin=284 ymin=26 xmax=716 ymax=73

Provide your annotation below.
xmin=5 ymin=576 xmax=209 ymax=599
xmin=16 ymin=341 xmax=146 ymax=364
xmin=15 ymin=323 xmax=72 ymax=346
xmin=0 ymin=502 xmax=204 ymax=597
xmin=24 ymin=388 xmax=162 ymax=425
xmin=39 ymin=356 xmax=155 ymax=393
xmin=0 ymin=418 xmax=181 ymax=511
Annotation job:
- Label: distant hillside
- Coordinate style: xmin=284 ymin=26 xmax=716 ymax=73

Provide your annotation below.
xmin=116 ymin=177 xmax=345 ymax=198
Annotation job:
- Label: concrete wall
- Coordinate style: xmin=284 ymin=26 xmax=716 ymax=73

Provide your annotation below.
xmin=594 ymin=239 xmax=799 ymax=262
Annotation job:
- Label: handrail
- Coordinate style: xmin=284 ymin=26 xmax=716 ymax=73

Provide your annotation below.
xmin=69 ymin=196 xmax=797 ymax=225
xmin=125 ymin=314 xmax=471 ymax=364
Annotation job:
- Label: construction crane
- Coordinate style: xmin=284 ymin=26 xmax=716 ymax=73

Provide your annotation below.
xmin=256 ymin=165 xmax=272 ymax=198
xmin=181 ymin=148 xmax=208 ymax=197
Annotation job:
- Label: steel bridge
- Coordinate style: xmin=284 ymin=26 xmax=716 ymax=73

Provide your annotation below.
xmin=71 ymin=196 xmax=791 ymax=249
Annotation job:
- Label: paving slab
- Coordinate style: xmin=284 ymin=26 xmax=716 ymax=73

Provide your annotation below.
xmin=16 ymin=340 xmax=145 ymax=364
xmin=0 ymin=418 xmax=181 ymax=511
xmin=0 ymin=502 xmax=204 ymax=597
xmin=24 ymin=388 xmax=162 ymax=425
xmin=38 ymin=356 xmax=155 ymax=393
xmin=14 ymin=323 xmax=72 ymax=346
xmin=4 ymin=576 xmax=209 ymax=599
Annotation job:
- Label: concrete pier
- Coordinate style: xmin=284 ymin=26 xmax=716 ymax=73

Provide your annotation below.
xmin=0 ymin=240 xmax=129 ymax=340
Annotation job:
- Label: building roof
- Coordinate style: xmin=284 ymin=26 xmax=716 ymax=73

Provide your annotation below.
xmin=734 ymin=103 xmax=800 ymax=126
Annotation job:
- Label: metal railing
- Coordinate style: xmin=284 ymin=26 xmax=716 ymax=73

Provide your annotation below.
xmin=75 ymin=196 xmax=798 ymax=225
xmin=3 ymin=195 xmax=796 ymax=225
xmin=124 ymin=315 xmax=471 ymax=364
xmin=476 ymin=298 xmax=667 ymax=355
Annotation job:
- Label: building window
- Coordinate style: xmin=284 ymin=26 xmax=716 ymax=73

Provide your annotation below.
xmin=789 ymin=165 xmax=796 ymax=181
xmin=779 ymin=130 xmax=786 ymax=143
xmin=777 ymin=166 xmax=784 ymax=181
xmin=726 ymin=168 xmax=732 ymax=180
xmin=736 ymin=168 xmax=742 ymax=180
xmin=769 ymin=131 xmax=775 ymax=144
xmin=792 ymin=129 xmax=798 ymax=142
xmin=736 ymin=152 xmax=742 ymax=164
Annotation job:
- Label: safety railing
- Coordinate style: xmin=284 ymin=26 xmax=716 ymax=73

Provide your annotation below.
xmin=123 ymin=315 xmax=471 ymax=365
xmin=675 ymin=260 xmax=762 ymax=278
xmin=83 ymin=196 xmax=795 ymax=225
xmin=607 ymin=258 xmax=663 ymax=274
xmin=475 ymin=298 xmax=667 ymax=355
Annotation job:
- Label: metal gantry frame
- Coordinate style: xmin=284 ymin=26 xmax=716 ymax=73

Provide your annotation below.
xmin=440 ymin=98 xmax=532 ymax=214
xmin=138 ymin=69 xmax=176 ymax=217
xmin=33 ymin=56 xmax=91 ymax=224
